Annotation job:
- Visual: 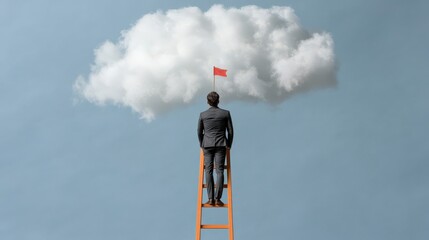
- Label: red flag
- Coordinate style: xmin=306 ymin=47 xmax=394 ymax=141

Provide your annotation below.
xmin=213 ymin=66 xmax=227 ymax=77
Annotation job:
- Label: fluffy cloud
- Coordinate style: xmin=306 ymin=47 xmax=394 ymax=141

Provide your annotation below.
xmin=74 ymin=5 xmax=337 ymax=121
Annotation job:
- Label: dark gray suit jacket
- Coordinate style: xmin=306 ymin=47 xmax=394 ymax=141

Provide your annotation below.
xmin=198 ymin=106 xmax=234 ymax=148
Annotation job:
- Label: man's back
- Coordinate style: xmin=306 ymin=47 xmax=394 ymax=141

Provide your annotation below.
xmin=198 ymin=106 xmax=233 ymax=148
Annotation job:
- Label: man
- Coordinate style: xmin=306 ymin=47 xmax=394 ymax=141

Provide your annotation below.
xmin=198 ymin=91 xmax=234 ymax=206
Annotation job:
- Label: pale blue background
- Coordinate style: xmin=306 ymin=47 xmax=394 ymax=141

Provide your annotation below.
xmin=1 ymin=0 xmax=428 ymax=239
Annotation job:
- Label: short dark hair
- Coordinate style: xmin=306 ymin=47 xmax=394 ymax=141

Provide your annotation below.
xmin=207 ymin=91 xmax=219 ymax=107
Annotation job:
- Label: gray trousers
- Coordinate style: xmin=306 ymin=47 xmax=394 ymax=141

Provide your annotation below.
xmin=203 ymin=147 xmax=226 ymax=200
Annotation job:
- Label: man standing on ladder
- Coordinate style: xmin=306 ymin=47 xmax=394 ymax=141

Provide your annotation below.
xmin=198 ymin=91 xmax=234 ymax=206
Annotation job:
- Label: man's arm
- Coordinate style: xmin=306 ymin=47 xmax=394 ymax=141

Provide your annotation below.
xmin=226 ymin=111 xmax=234 ymax=148
xmin=197 ymin=114 xmax=204 ymax=147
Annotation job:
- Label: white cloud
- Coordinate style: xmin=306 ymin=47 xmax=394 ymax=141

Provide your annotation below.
xmin=74 ymin=5 xmax=337 ymax=121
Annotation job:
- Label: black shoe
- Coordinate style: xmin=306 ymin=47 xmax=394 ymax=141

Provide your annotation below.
xmin=215 ymin=199 xmax=224 ymax=206
xmin=205 ymin=199 xmax=215 ymax=205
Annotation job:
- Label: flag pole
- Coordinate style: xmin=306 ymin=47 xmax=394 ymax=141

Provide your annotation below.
xmin=213 ymin=66 xmax=216 ymax=91
xmin=213 ymin=74 xmax=216 ymax=91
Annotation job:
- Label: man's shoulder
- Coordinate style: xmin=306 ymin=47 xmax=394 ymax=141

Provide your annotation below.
xmin=218 ymin=107 xmax=231 ymax=114
xmin=214 ymin=108 xmax=231 ymax=119
xmin=200 ymin=108 xmax=210 ymax=115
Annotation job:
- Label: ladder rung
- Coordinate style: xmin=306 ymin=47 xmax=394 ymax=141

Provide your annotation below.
xmin=201 ymin=224 xmax=229 ymax=229
xmin=202 ymin=184 xmax=228 ymax=188
xmin=202 ymin=203 xmax=229 ymax=208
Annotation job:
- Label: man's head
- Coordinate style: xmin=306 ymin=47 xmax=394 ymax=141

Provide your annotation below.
xmin=207 ymin=91 xmax=219 ymax=107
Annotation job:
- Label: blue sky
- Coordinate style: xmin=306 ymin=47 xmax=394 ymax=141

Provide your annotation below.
xmin=1 ymin=0 xmax=428 ymax=240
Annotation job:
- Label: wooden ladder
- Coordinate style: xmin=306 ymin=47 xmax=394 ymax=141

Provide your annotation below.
xmin=195 ymin=149 xmax=234 ymax=240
